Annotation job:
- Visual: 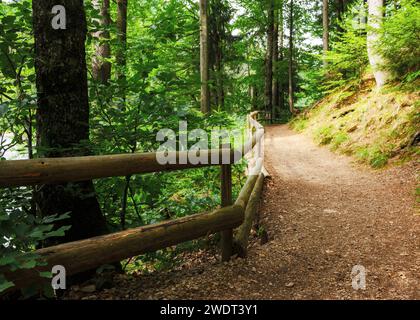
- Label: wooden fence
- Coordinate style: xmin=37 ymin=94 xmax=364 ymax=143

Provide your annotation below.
xmin=0 ymin=112 xmax=266 ymax=291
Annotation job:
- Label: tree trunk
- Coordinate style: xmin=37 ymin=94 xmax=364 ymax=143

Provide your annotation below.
xmin=367 ymin=0 xmax=390 ymax=88
xmin=337 ymin=0 xmax=347 ymax=32
xmin=288 ymin=0 xmax=295 ymax=114
xmin=278 ymin=2 xmax=285 ymax=112
xmin=92 ymin=0 xmax=112 ymax=84
xmin=209 ymin=0 xmax=225 ymax=109
xmin=323 ymin=0 xmax=329 ymax=68
xmin=265 ymin=0 xmax=274 ymax=115
xmin=272 ymin=0 xmax=280 ymax=119
xmin=116 ymin=0 xmax=128 ymax=98
xmin=199 ymin=0 xmax=210 ymax=114
xmin=32 ymin=0 xmax=108 ymax=245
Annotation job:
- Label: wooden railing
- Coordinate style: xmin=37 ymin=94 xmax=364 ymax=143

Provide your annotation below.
xmin=0 ymin=112 xmax=266 ymax=291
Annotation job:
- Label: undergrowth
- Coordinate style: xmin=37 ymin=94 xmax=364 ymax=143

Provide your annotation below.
xmin=290 ymin=77 xmax=419 ymax=169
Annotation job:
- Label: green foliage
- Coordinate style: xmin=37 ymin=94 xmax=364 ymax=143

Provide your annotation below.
xmin=0 ymin=188 xmax=70 ymax=294
xmin=0 ymin=0 xmax=417 ymax=287
xmin=331 ymin=132 xmax=349 ymax=150
xmin=289 ymin=116 xmax=308 ymax=132
xmin=314 ymin=125 xmax=334 ymax=145
xmin=355 ymin=146 xmax=390 ymax=168
xmin=323 ymin=1 xmax=369 ymax=91
xmin=0 ymin=0 xmax=36 ymax=160
xmin=292 ymin=76 xmax=418 ymax=169
xmin=378 ymin=0 xmax=420 ymax=81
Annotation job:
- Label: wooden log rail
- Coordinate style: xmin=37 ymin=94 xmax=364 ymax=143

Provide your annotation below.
xmin=3 ymin=205 xmax=245 ymax=291
xmin=0 ymin=112 xmax=266 ymax=292
xmin=0 ymin=149 xmax=240 ymax=188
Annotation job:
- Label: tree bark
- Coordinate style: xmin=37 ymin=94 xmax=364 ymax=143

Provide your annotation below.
xmin=209 ymin=0 xmax=226 ymax=109
xmin=367 ymin=0 xmax=390 ymax=88
xmin=32 ymin=0 xmax=108 ymax=244
xmin=272 ymin=0 xmax=280 ymax=119
xmin=337 ymin=0 xmax=346 ymax=32
xmin=199 ymin=0 xmax=210 ymax=114
xmin=278 ymin=2 xmax=285 ymax=112
xmin=92 ymin=0 xmax=112 ymax=84
xmin=323 ymin=0 xmax=329 ymax=68
xmin=265 ymin=0 xmax=274 ymax=115
xmin=288 ymin=0 xmax=295 ymax=114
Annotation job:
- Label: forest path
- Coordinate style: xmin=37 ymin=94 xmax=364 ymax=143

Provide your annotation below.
xmin=70 ymin=125 xmax=419 ymax=300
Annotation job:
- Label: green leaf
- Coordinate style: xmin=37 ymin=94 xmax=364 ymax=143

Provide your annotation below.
xmin=0 ymin=280 xmax=14 ymax=293
xmin=39 ymin=271 xmax=52 ymax=279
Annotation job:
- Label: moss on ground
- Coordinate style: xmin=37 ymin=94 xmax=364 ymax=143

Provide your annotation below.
xmin=290 ymin=77 xmax=420 ymax=169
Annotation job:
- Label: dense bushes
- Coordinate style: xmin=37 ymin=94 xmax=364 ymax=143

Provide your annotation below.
xmin=323 ymin=1 xmax=369 ymax=91
xmin=0 ymin=188 xmax=69 ymax=295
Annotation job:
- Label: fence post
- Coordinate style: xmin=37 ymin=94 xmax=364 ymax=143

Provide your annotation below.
xmin=220 ymin=143 xmax=233 ymax=262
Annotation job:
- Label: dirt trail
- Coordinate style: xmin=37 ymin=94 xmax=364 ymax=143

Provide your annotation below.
xmin=69 ymin=125 xmax=419 ymax=300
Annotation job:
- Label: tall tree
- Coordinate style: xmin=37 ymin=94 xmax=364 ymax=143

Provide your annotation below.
xmin=116 ymin=0 xmax=128 ymax=98
xmin=92 ymin=0 xmax=112 ymax=84
xmin=288 ymin=0 xmax=295 ymax=114
xmin=323 ymin=0 xmax=329 ymax=68
xmin=272 ymin=0 xmax=280 ymax=118
xmin=367 ymin=0 xmax=389 ymax=87
xmin=209 ymin=0 xmax=229 ymax=109
xmin=32 ymin=0 xmax=108 ymax=244
xmin=337 ymin=0 xmax=347 ymax=32
xmin=278 ymin=1 xmax=285 ymax=113
xmin=337 ymin=0 xmax=347 ymax=20
xmin=199 ymin=0 xmax=210 ymax=114
xmin=265 ymin=0 xmax=274 ymax=116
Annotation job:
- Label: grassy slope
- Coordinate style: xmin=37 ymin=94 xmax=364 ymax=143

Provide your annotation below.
xmin=290 ymin=76 xmax=419 ymax=168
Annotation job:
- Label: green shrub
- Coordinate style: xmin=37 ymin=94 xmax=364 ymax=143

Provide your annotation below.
xmin=323 ymin=1 xmax=369 ymax=91
xmin=378 ymin=0 xmax=420 ymax=81
xmin=290 ymin=117 xmax=308 ymax=132
xmin=332 ymin=132 xmax=349 ymax=150
xmin=355 ymin=146 xmax=389 ymax=168
xmin=0 ymin=188 xmax=70 ymax=295
xmin=314 ymin=126 xmax=335 ymax=145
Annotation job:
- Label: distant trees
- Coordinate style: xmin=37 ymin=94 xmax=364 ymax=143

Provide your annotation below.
xmin=272 ymin=0 xmax=280 ymax=117
xmin=288 ymin=0 xmax=295 ymax=114
xmin=274 ymin=0 xmax=285 ymax=116
xmin=265 ymin=0 xmax=274 ymax=117
xmin=265 ymin=0 xmax=286 ymax=119
xmin=209 ymin=0 xmax=230 ymax=109
xmin=323 ymin=0 xmax=329 ymax=68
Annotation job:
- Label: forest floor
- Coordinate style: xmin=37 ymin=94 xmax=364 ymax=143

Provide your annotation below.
xmin=67 ymin=125 xmax=419 ymax=300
